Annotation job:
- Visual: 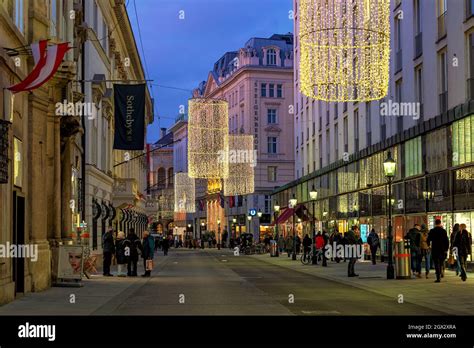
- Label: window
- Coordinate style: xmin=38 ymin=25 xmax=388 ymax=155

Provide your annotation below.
xmin=50 ymin=0 xmax=57 ymax=37
xmin=239 ymin=85 xmax=244 ymax=101
xmin=395 ymin=17 xmax=402 ymax=71
xmin=405 ymin=137 xmax=423 ymax=177
xmin=468 ymin=0 xmax=474 ymax=18
xmin=13 ymin=137 xmax=22 ymax=188
xmin=168 ymin=168 xmax=174 ymax=187
xmin=318 ymin=102 xmax=322 ymax=131
xmin=157 ymin=168 xmax=166 ymax=188
xmin=366 ymin=102 xmax=372 ymax=146
xmin=93 ymin=0 xmax=98 ymax=34
xmin=343 ymin=116 xmax=348 ymax=152
xmin=334 ymin=123 xmax=339 ymax=160
xmin=264 ymin=195 xmax=271 ymax=213
xmin=396 ymin=79 xmax=403 ymax=133
xmin=438 ymin=0 xmax=447 ymax=38
xmin=426 ymin=128 xmax=448 ymax=172
xmin=469 ymin=33 xmax=474 ymax=99
xmin=101 ymin=118 xmax=107 ymax=171
xmin=267 ymin=167 xmax=277 ymax=182
xmin=415 ymin=65 xmax=423 ymax=120
xmin=269 ymin=84 xmax=275 ymax=98
xmin=452 ymin=114 xmax=474 ymax=166
xmin=260 ymin=83 xmax=266 ymax=97
xmin=267 ymin=109 xmax=277 ymax=124
xmin=414 ymin=0 xmax=422 ymax=35
xmin=438 ymin=51 xmax=448 ymax=113
xmin=326 ymin=129 xmax=330 ymax=164
xmin=318 ymin=134 xmax=323 ymax=168
xmin=354 ymin=109 xmax=359 ymax=152
xmin=102 ymin=20 xmax=108 ymax=54
xmin=15 ymin=0 xmax=24 ymax=33
xmin=267 ymin=49 xmax=277 ymax=65
xmin=277 ymin=84 xmax=282 ymax=98
xmin=267 ymin=137 xmax=277 ymax=154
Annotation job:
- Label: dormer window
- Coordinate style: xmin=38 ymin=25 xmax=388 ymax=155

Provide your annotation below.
xmin=267 ymin=49 xmax=277 ymax=66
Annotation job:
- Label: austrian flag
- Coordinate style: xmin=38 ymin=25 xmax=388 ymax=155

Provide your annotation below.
xmin=8 ymin=40 xmax=71 ymax=93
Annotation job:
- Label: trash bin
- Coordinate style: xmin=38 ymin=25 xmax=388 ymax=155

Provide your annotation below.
xmin=270 ymin=240 xmax=277 ymax=257
xmin=395 ymin=239 xmax=411 ymax=279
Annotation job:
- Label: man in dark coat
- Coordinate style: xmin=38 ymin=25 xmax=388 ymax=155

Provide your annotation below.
xmin=454 ymin=224 xmax=472 ymax=281
xmin=102 ymin=228 xmax=115 ymax=276
xmin=427 ymin=219 xmax=449 ymax=283
xmin=367 ymin=229 xmax=380 ymax=265
xmin=405 ymin=224 xmax=422 ymax=277
xmin=127 ymin=228 xmax=141 ymax=276
xmin=346 ymin=226 xmax=361 ymax=277
xmin=141 ymin=231 xmax=155 ymax=277
xmin=162 ymin=235 xmax=169 ymax=256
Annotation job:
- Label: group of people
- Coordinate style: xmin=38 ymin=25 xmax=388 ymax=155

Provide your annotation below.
xmin=102 ymin=228 xmax=156 ymax=277
xmin=403 ymin=220 xmax=471 ymax=282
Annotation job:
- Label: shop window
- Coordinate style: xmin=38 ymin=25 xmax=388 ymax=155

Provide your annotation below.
xmin=405 ymin=136 xmax=422 ymax=177
xmin=452 ymin=114 xmax=474 ymax=166
xmin=426 ymin=128 xmax=447 ymax=172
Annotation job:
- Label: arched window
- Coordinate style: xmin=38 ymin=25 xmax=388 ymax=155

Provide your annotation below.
xmin=267 ymin=48 xmax=277 ymax=66
xmin=168 ymin=168 xmax=174 ymax=187
xmin=157 ymin=168 xmax=166 ymax=189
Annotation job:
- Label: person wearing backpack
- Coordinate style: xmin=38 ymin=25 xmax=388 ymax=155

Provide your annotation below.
xmin=367 ymin=228 xmax=380 ymax=265
xmin=404 ymin=224 xmax=422 ymax=278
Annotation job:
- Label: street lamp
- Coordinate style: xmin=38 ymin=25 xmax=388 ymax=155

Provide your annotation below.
xmin=217 ymin=219 xmax=221 ymax=250
xmin=289 ymin=194 xmax=298 ymax=260
xmin=274 ymin=202 xmax=280 ymax=257
xmin=257 ymin=209 xmax=263 ymax=243
xmin=232 ymin=217 xmax=237 ymax=240
xmin=310 ymin=185 xmax=318 ymax=265
xmin=383 ymin=150 xmax=396 ymax=280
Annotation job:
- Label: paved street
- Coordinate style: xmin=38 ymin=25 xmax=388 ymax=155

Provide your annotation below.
xmin=1 ymin=248 xmax=469 ymax=316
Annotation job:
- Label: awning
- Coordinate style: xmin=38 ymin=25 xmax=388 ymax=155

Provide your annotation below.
xmin=272 ymin=208 xmax=294 ymax=225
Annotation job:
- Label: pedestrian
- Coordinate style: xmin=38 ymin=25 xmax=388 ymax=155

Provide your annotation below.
xmin=322 ymin=230 xmax=329 ymax=267
xmin=346 ymin=225 xmax=361 ymax=277
xmin=115 ymin=231 xmax=129 ymax=277
xmin=427 ymin=219 xmax=449 ymax=283
xmin=450 ymin=224 xmax=461 ymax=275
xmin=102 ymin=228 xmax=115 ymax=276
xmin=127 ymin=228 xmax=141 ymax=277
xmin=141 ymin=230 xmax=155 ymax=277
xmin=303 ymin=234 xmax=312 ymax=262
xmin=340 ymin=232 xmax=348 ymax=262
xmin=332 ymin=230 xmax=342 ymax=263
xmin=277 ymin=234 xmax=285 ymax=254
xmin=162 ymin=235 xmax=169 ymax=256
xmin=212 ymin=237 xmax=217 ymax=248
xmin=296 ymin=235 xmax=301 ymax=255
xmin=405 ymin=224 xmax=422 ymax=278
xmin=453 ymin=223 xmax=472 ymax=282
xmin=285 ymin=235 xmax=293 ymax=258
xmin=419 ymin=224 xmax=431 ymax=279
xmin=367 ymin=228 xmax=380 ymax=265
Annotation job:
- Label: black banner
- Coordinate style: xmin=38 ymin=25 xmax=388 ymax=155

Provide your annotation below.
xmin=113 ymin=84 xmax=145 ymax=150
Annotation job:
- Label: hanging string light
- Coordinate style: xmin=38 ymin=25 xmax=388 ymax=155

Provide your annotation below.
xmin=188 ymin=98 xmax=229 ymax=179
xmin=299 ymin=0 xmax=390 ymax=102
xmin=223 ymin=135 xmax=255 ymax=196
xmin=174 ymin=173 xmax=196 ymax=213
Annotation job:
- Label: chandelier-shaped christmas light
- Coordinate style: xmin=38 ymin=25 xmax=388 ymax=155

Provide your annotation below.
xmin=174 ymin=173 xmax=196 ymax=213
xmin=299 ymin=0 xmax=390 ymax=102
xmin=223 ymin=135 xmax=255 ymax=196
xmin=188 ymin=98 xmax=229 ymax=179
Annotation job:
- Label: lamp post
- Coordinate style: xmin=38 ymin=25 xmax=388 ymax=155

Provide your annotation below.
xmin=384 ymin=151 xmax=396 ymax=280
xmin=247 ymin=214 xmax=252 ymax=236
xmin=309 ymin=185 xmax=318 ymax=265
xmin=289 ymin=194 xmax=298 ymax=260
xmin=257 ymin=209 xmax=263 ymax=243
xmin=232 ymin=217 xmax=237 ymax=240
xmin=217 ymin=219 xmax=221 ymax=250
xmin=274 ymin=202 xmax=280 ymax=257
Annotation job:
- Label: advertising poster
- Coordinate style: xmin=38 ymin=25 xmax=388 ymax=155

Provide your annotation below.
xmin=58 ymin=245 xmax=84 ymax=280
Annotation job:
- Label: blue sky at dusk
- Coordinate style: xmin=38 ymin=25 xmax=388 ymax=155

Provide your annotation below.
xmin=130 ymin=0 xmax=293 ymax=143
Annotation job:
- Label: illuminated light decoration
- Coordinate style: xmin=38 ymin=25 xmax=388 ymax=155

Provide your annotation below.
xmin=299 ymin=0 xmax=390 ymax=102
xmin=223 ymin=135 xmax=255 ymax=196
xmin=188 ymin=98 xmax=229 ymax=179
xmin=174 ymin=173 xmax=196 ymax=213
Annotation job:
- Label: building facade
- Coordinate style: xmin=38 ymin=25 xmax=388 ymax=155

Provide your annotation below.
xmin=273 ymin=0 xmax=474 ymax=255
xmin=193 ymin=34 xmax=295 ymax=242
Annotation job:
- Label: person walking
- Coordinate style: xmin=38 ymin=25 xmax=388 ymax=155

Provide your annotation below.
xmin=115 ymin=231 xmax=129 ymax=277
xmin=405 ymin=224 xmax=422 ymax=278
xmin=285 ymin=235 xmax=293 ymax=258
xmin=453 ymin=224 xmax=472 ymax=282
xmin=450 ymin=224 xmax=461 ymax=275
xmin=141 ymin=231 xmax=155 ymax=277
xmin=102 ymin=228 xmax=115 ymax=277
xmin=346 ymin=226 xmax=361 ymax=277
xmin=427 ymin=219 xmax=449 ymax=283
xmin=162 ymin=235 xmax=169 ymax=256
xmin=277 ymin=234 xmax=285 ymax=254
xmin=419 ymin=224 xmax=431 ymax=279
xmin=303 ymin=234 xmax=312 ymax=262
xmin=332 ymin=230 xmax=342 ymax=263
xmin=126 ymin=228 xmax=141 ymax=277
xmin=367 ymin=228 xmax=380 ymax=265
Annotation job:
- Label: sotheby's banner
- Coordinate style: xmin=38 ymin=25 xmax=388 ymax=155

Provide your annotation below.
xmin=113 ymin=83 xmax=146 ymax=150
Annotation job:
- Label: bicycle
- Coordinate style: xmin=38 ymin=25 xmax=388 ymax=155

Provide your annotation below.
xmin=301 ymin=248 xmax=323 ymax=265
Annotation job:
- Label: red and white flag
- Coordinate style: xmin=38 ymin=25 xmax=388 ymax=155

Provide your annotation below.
xmin=8 ymin=41 xmax=71 ymax=93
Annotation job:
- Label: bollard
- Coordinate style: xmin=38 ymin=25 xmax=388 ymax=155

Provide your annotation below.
xmin=395 ymin=239 xmax=411 ymax=279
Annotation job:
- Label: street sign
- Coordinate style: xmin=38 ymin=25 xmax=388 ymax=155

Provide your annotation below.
xmin=249 ymin=208 xmax=256 ymax=216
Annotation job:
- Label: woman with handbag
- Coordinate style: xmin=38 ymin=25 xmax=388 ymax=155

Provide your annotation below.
xmin=141 ymin=230 xmax=155 ymax=277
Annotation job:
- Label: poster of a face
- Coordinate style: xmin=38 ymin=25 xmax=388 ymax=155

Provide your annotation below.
xmin=58 ymin=245 xmax=83 ymax=280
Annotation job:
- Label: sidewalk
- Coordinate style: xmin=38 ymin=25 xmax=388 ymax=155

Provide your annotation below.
xmin=0 ymin=256 xmax=171 ymax=315
xmin=241 ymin=251 xmax=474 ymax=315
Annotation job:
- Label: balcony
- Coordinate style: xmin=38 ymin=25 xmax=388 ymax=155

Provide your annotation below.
xmin=439 ymin=92 xmax=448 ymax=113
xmin=414 ymin=32 xmax=423 ymax=59
xmin=437 ymin=12 xmax=447 ymax=40
xmin=395 ymin=50 xmax=403 ymax=73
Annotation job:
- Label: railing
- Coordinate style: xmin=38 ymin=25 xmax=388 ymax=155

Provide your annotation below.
xmin=439 ymin=92 xmax=448 ymax=113
xmin=414 ymin=32 xmax=423 ymax=59
xmin=438 ymin=12 xmax=447 ymax=40
xmin=0 ymin=120 xmax=11 ymax=184
xmin=395 ymin=49 xmax=403 ymax=73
